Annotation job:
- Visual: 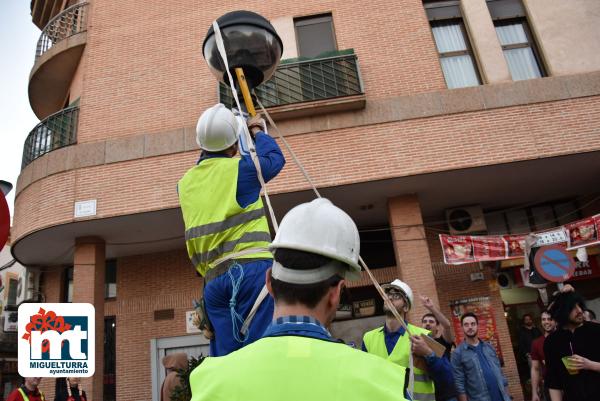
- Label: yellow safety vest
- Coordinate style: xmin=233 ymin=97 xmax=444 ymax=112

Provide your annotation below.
xmin=178 ymin=157 xmax=273 ymax=276
xmin=190 ymin=335 xmax=408 ymax=401
xmin=363 ymin=323 xmax=436 ymax=401
xmin=17 ymin=388 xmax=45 ymax=401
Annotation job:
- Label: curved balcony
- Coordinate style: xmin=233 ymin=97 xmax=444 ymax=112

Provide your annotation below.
xmin=22 ymin=106 xmax=79 ymax=169
xmin=29 ymin=2 xmax=88 ymax=120
xmin=219 ymin=51 xmax=366 ymax=120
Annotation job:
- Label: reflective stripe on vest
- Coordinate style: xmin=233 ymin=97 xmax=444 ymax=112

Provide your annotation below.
xmin=190 ymin=231 xmax=272 ymax=267
xmin=178 ymin=157 xmax=272 ymax=275
xmin=185 ymin=208 xmax=266 ymax=240
xmin=17 ymin=388 xmax=45 ymax=401
xmin=190 ymin=336 xmax=409 ymax=401
xmin=363 ymin=324 xmax=435 ymax=401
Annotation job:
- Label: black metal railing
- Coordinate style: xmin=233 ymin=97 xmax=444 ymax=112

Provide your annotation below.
xmin=219 ymin=53 xmax=363 ymax=109
xmin=35 ymin=2 xmax=89 ymax=60
xmin=22 ymin=106 xmax=79 ymax=169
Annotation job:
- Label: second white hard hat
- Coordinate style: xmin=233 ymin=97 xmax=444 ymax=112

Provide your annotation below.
xmin=196 ymin=103 xmax=239 ymax=152
xmin=382 ymin=279 xmax=414 ymax=309
xmin=269 ymin=198 xmax=361 ymax=283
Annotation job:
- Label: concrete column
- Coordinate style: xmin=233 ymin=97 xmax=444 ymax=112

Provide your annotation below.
xmin=73 ymin=237 xmax=105 ymax=401
xmin=461 ymin=0 xmax=512 ymax=83
xmin=388 ymin=195 xmax=439 ymax=323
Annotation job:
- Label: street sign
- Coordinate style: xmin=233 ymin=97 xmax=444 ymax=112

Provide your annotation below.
xmin=534 ymin=245 xmax=576 ymax=282
xmin=0 ymin=194 xmax=9 ymax=250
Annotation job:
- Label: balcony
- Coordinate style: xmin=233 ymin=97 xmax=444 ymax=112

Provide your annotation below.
xmin=30 ymin=0 xmax=70 ymax=29
xmin=219 ymin=51 xmax=366 ymax=120
xmin=22 ymin=106 xmax=79 ymax=169
xmin=29 ymin=2 xmax=88 ymax=119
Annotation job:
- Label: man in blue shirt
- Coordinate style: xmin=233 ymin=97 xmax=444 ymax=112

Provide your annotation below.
xmin=451 ymin=312 xmax=511 ymax=401
xmin=179 ymin=104 xmax=285 ymax=357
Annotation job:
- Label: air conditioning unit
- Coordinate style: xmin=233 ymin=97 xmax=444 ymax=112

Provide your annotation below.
xmin=3 ymin=310 xmax=18 ymax=333
xmin=446 ymin=205 xmax=487 ymax=235
xmin=16 ymin=268 xmax=41 ymax=306
xmin=497 ymin=272 xmax=514 ymax=290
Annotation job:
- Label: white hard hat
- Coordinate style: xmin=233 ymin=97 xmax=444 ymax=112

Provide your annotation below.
xmin=269 ymin=198 xmax=361 ymax=283
xmin=382 ymin=279 xmax=414 ymax=309
xmin=196 ymin=103 xmax=239 ymax=152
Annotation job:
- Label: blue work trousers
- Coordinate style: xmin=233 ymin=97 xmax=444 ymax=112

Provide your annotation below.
xmin=203 ymin=259 xmax=274 ymax=356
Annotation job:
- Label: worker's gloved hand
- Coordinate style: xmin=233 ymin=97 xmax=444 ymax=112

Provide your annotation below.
xmin=247 ymin=115 xmax=266 ymax=136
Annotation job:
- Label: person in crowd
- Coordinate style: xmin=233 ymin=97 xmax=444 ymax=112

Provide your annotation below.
xmin=7 ymin=377 xmax=44 ymax=401
xmin=545 ymin=290 xmax=600 ymax=401
xmin=178 ymin=104 xmax=285 ymax=356
xmin=421 ymin=295 xmax=458 ymax=401
xmin=362 ymin=279 xmax=454 ymax=401
xmin=531 ymin=310 xmax=556 ymax=401
xmin=54 ymin=377 xmax=86 ymax=401
xmin=190 ymin=199 xmax=408 ymax=401
xmin=160 ymin=353 xmax=188 ymax=401
xmin=452 ymin=312 xmax=511 ymax=401
xmin=518 ymin=313 xmax=542 ymax=371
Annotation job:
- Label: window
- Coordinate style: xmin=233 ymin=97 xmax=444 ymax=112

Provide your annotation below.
xmin=359 ymin=228 xmax=396 ymax=269
xmin=494 ymin=19 xmax=544 ymax=80
xmin=487 ymin=0 xmax=545 ymax=80
xmin=105 ymin=259 xmax=117 ymax=298
xmin=431 ymin=20 xmax=481 ymax=88
xmin=62 ymin=261 xmax=116 ymax=302
xmin=63 ymin=267 xmax=73 ymax=303
xmin=7 ymin=277 xmax=18 ymax=306
xmin=294 ymin=14 xmax=336 ymax=58
xmin=424 ymin=2 xmax=480 ymax=89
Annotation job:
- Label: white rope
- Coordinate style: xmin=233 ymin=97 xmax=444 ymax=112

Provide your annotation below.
xmin=211 ymin=21 xmax=279 ymax=340
xmin=255 ymin=97 xmax=322 ymax=198
xmin=212 ymin=21 xmax=278 ymax=232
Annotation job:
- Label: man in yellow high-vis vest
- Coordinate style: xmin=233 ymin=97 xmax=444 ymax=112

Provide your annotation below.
xmin=362 ymin=279 xmax=454 ymax=401
xmin=190 ymin=198 xmax=408 ymax=401
xmin=7 ymin=377 xmax=45 ymax=401
xmin=178 ymin=103 xmax=285 ymax=356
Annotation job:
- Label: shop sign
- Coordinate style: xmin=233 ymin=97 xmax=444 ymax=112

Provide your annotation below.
xmin=185 ymin=311 xmax=201 ymax=334
xmin=569 ymin=256 xmax=600 ymax=281
xmin=352 ymin=299 xmax=375 ymax=318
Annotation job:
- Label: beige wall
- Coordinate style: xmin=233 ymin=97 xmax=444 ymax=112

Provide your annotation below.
xmin=461 ymin=0 xmax=511 ymax=83
xmin=524 ymin=0 xmax=600 ymax=75
xmin=271 ymin=16 xmax=298 ymax=59
xmin=69 ymin=48 xmax=86 ymax=104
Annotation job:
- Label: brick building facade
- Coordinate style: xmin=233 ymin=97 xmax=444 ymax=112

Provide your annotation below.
xmin=9 ymin=0 xmax=600 ymax=400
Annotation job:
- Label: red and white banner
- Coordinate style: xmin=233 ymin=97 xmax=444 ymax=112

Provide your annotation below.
xmin=565 ymin=216 xmax=600 ymax=250
xmin=440 ymin=214 xmax=600 ymax=265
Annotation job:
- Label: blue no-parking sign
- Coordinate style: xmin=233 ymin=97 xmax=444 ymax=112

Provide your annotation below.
xmin=533 ymin=245 xmax=575 ymax=282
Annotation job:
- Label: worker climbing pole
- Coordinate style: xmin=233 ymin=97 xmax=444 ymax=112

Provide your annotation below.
xmin=178 ymin=10 xmax=285 ymax=357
